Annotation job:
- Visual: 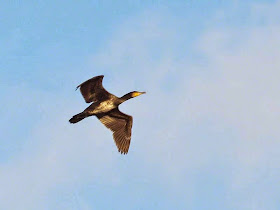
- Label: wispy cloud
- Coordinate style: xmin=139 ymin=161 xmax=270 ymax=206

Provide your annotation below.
xmin=1 ymin=1 xmax=280 ymax=209
xmin=90 ymin=1 xmax=280 ymax=208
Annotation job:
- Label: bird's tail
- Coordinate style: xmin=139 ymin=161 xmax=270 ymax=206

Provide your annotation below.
xmin=69 ymin=112 xmax=87 ymax=124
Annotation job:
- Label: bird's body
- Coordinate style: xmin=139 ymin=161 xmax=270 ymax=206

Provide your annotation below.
xmin=69 ymin=75 xmax=145 ymax=154
xmin=85 ymin=98 xmax=117 ymax=115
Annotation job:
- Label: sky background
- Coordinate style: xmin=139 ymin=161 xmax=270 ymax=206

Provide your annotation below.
xmin=1 ymin=0 xmax=280 ymax=209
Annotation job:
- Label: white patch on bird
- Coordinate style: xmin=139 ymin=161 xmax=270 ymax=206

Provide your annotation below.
xmin=95 ymin=101 xmax=116 ymax=113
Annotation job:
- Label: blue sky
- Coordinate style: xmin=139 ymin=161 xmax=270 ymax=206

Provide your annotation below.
xmin=1 ymin=0 xmax=280 ymax=209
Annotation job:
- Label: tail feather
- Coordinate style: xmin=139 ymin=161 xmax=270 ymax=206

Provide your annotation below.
xmin=69 ymin=113 xmax=87 ymax=123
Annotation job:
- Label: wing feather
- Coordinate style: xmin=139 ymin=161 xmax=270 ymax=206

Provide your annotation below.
xmin=97 ymin=108 xmax=133 ymax=154
xmin=76 ymin=75 xmax=113 ymax=103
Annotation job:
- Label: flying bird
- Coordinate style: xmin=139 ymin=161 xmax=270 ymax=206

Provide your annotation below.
xmin=69 ymin=75 xmax=145 ymax=154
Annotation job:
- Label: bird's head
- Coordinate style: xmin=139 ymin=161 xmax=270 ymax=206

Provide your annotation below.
xmin=120 ymin=91 xmax=146 ymax=103
xmin=131 ymin=91 xmax=146 ymax=98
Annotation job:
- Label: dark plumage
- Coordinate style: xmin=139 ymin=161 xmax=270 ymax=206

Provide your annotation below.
xmin=69 ymin=75 xmax=145 ymax=154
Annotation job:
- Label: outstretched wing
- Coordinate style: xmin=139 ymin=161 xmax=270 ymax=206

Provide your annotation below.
xmin=96 ymin=108 xmax=133 ymax=154
xmin=76 ymin=75 xmax=113 ymax=103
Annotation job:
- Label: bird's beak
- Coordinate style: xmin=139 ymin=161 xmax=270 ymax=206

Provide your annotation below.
xmin=138 ymin=91 xmax=146 ymax=96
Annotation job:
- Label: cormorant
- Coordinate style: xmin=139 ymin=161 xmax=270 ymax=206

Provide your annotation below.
xmin=69 ymin=75 xmax=145 ymax=154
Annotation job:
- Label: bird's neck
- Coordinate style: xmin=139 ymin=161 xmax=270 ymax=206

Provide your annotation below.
xmin=119 ymin=93 xmax=132 ymax=104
